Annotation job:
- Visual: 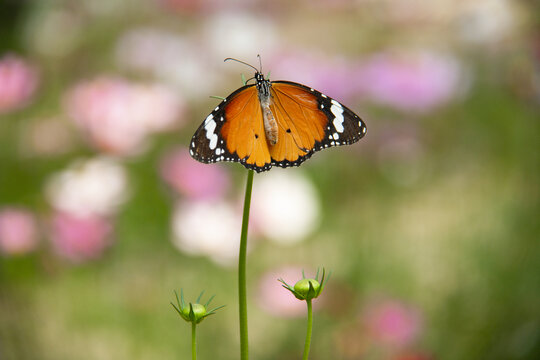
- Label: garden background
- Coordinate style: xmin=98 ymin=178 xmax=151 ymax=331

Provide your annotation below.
xmin=0 ymin=1 xmax=539 ymax=359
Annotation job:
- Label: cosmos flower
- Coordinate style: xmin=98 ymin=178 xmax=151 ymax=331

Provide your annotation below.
xmin=356 ymin=51 xmax=466 ymax=113
xmin=251 ymin=170 xmax=320 ymax=245
xmin=257 ymin=266 xmax=320 ymax=317
xmin=363 ymin=299 xmax=423 ymax=348
xmin=456 ymin=0 xmax=517 ymax=46
xmin=203 ymin=12 xmax=278 ymax=62
xmin=115 ymin=28 xmax=223 ymax=99
xmin=0 ymin=54 xmax=39 ymax=114
xmin=65 ymin=76 xmax=185 ymax=155
xmin=0 ymin=208 xmax=39 ymax=256
xmin=160 ymin=147 xmax=230 ymax=200
xmin=49 ymin=212 xmax=113 ymax=263
xmin=45 ymin=157 xmax=129 ymax=218
xmin=171 ymin=199 xmax=242 ymax=266
xmin=268 ymin=51 xmax=359 ymax=102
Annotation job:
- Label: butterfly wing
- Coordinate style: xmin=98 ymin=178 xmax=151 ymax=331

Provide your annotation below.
xmin=267 ymin=81 xmax=367 ymax=169
xmin=189 ymin=85 xmax=274 ymax=172
xmin=190 ymin=80 xmax=367 ymax=173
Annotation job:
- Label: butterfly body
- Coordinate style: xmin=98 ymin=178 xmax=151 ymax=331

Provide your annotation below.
xmin=255 ymin=72 xmax=279 ymax=146
xmin=190 ymin=69 xmax=366 ymax=173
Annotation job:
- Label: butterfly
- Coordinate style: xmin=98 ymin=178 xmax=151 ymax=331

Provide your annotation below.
xmin=190 ymin=57 xmax=367 ymax=173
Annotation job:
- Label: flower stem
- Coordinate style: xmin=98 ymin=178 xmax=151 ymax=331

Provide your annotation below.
xmin=302 ymin=299 xmax=313 ymax=360
xmin=239 ymin=169 xmax=254 ymax=360
xmin=191 ymin=322 xmax=197 ymax=360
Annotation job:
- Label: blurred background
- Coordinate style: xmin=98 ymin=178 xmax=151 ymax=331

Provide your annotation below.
xmin=0 ymin=0 xmax=539 ymax=359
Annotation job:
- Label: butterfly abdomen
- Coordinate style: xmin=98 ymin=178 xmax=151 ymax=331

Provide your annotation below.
xmin=260 ymin=95 xmax=278 ymax=146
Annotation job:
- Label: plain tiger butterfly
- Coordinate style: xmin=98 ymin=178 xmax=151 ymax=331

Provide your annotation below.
xmin=190 ymin=57 xmax=367 ymax=173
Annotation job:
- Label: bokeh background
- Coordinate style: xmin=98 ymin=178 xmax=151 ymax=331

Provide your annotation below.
xmin=1 ymin=1 xmax=539 ymax=359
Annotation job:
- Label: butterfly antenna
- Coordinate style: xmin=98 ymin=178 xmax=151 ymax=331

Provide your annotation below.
xmin=224 ymin=57 xmax=260 ymax=73
xmin=257 ymin=54 xmax=263 ymax=73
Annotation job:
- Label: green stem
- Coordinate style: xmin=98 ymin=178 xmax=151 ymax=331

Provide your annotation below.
xmin=191 ymin=322 xmax=197 ymax=360
xmin=302 ymin=299 xmax=313 ymax=360
xmin=239 ymin=170 xmax=254 ymax=360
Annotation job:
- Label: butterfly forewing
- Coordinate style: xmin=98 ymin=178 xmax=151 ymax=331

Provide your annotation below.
xmin=190 ymin=85 xmax=250 ymax=165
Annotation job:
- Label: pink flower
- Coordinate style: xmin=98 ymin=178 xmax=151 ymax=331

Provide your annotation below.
xmin=0 ymin=54 xmax=39 ymax=114
xmin=356 ymin=51 xmax=465 ymax=112
xmin=65 ymin=77 xmax=185 ymax=155
xmin=115 ymin=28 xmax=224 ymax=99
xmin=364 ymin=299 xmax=422 ymax=348
xmin=256 ymin=266 xmax=316 ymax=317
xmin=49 ymin=212 xmax=112 ymax=263
xmin=160 ymin=147 xmax=230 ymax=200
xmin=268 ymin=51 xmax=359 ymax=102
xmin=0 ymin=208 xmax=39 ymax=255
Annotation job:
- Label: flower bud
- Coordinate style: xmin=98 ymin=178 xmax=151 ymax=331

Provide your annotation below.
xmin=293 ymin=279 xmax=321 ymax=301
xmin=171 ymin=290 xmax=225 ymax=324
xmin=279 ymin=268 xmax=329 ymax=302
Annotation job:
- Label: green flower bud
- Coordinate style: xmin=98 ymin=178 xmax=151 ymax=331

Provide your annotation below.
xmin=293 ymin=279 xmax=321 ymax=301
xmin=171 ymin=290 xmax=225 ymax=324
xmin=279 ymin=268 xmax=329 ymax=302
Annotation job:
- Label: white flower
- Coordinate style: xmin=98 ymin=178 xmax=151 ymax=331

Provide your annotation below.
xmin=45 ymin=157 xmax=129 ymax=217
xmin=251 ymin=170 xmax=320 ymax=245
xmin=456 ymin=0 xmax=516 ymax=46
xmin=203 ymin=12 xmax=278 ymax=62
xmin=171 ymin=200 xmax=242 ymax=266
xmin=115 ymin=28 xmax=223 ymax=98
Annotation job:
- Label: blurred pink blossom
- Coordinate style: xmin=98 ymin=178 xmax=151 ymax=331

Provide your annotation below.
xmin=0 ymin=54 xmax=39 ymax=114
xmin=65 ymin=77 xmax=185 ymax=155
xmin=256 ymin=266 xmax=317 ymax=317
xmin=356 ymin=51 xmax=466 ymax=112
xmin=0 ymin=208 xmax=39 ymax=255
xmin=50 ymin=212 xmax=112 ymax=263
xmin=268 ymin=52 xmax=359 ymax=102
xmin=160 ymin=147 xmax=230 ymax=200
xmin=115 ymin=28 xmax=223 ymax=99
xmin=364 ymin=299 xmax=423 ymax=348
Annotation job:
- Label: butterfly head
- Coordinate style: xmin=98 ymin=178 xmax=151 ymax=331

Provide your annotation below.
xmin=255 ymin=71 xmax=271 ymax=97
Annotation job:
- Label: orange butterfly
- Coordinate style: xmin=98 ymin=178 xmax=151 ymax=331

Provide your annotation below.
xmin=190 ymin=58 xmax=367 ymax=172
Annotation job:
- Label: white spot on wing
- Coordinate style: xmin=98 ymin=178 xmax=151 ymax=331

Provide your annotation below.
xmin=209 ymin=134 xmax=218 ymax=150
xmin=204 ymin=115 xmax=219 ymax=149
xmin=331 ymin=100 xmax=345 ymax=133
